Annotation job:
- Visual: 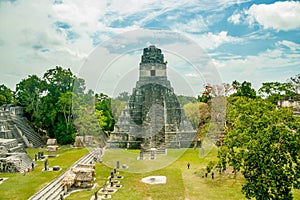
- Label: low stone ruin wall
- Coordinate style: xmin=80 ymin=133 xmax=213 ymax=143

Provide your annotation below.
xmin=0 ymin=158 xmax=19 ymax=173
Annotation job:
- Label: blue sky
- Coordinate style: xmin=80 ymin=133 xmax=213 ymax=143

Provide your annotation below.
xmin=0 ymin=0 xmax=299 ymax=97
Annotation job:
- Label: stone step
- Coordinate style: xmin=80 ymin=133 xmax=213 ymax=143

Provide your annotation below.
xmin=11 ymin=117 xmax=44 ymax=147
xmin=8 ymin=153 xmax=33 ymax=173
xmin=29 ymin=148 xmax=101 ymax=200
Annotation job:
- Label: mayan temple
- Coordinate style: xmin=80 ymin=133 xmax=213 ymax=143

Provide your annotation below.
xmin=108 ymin=45 xmax=196 ymax=150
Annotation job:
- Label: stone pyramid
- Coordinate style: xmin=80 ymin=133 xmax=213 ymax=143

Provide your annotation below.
xmin=108 ymin=46 xmax=196 ymax=150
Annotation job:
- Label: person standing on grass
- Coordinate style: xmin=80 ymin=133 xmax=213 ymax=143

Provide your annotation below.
xmin=187 ymin=162 xmax=190 ymax=169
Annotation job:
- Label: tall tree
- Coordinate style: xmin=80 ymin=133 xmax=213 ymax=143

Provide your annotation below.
xmin=95 ymin=93 xmax=115 ymax=132
xmin=0 ymin=84 xmax=13 ymax=106
xmin=183 ymin=101 xmax=210 ymax=146
xmin=218 ymin=96 xmax=300 ymax=199
xmin=183 ymin=102 xmax=210 ymax=129
xmin=231 ymin=80 xmax=256 ymax=99
xmin=111 ymin=99 xmax=126 ymax=122
xmin=115 ymin=91 xmax=130 ymax=101
xmin=15 ymin=75 xmax=45 ymax=122
xmin=258 ymin=82 xmax=294 ymax=104
xmin=55 ymin=91 xmax=75 ymax=144
xmin=177 ymin=95 xmax=197 ymax=106
xmin=198 ymin=83 xmax=234 ymax=103
xmin=288 ymin=74 xmax=300 ymax=95
xmin=43 ymin=66 xmax=77 ymax=101
xmin=39 ymin=66 xmax=86 ymax=141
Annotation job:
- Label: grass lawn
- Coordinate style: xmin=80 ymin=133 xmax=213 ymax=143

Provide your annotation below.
xmin=1 ymin=146 xmax=300 ymax=200
xmin=0 ymin=146 xmax=88 ymax=200
xmin=65 ymin=148 xmax=243 ymax=200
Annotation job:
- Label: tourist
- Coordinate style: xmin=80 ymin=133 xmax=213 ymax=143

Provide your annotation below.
xmin=31 ymin=162 xmax=34 ymax=171
xmin=212 ymin=171 xmax=214 ymax=179
xmin=187 ymin=162 xmax=190 ymax=169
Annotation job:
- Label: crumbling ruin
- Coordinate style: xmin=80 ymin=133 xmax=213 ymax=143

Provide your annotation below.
xmin=62 ymin=163 xmax=95 ymax=191
xmin=0 ymin=104 xmax=44 ymax=172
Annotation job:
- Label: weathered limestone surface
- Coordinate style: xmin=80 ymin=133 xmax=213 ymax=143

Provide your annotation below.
xmin=108 ymin=46 xmax=196 ymax=149
xmin=0 ymin=104 xmax=44 ymax=172
xmin=0 ymin=104 xmax=44 ymax=147
xmin=277 ymin=96 xmax=300 ymax=117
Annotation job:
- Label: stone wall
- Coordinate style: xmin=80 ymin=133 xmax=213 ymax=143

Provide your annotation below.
xmin=278 ymin=98 xmax=300 ymax=116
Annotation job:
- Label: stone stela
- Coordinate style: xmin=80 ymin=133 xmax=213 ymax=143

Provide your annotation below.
xmin=108 ymin=46 xmax=196 ymax=151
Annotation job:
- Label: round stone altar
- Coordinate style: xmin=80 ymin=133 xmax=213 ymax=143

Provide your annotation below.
xmin=141 ymin=176 xmax=166 ymax=185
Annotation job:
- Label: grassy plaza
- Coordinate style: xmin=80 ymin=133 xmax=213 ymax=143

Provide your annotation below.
xmin=1 ymin=146 xmax=299 ymax=200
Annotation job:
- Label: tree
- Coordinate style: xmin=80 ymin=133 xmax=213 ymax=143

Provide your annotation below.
xmin=198 ymin=83 xmax=234 ymax=103
xmin=183 ymin=101 xmax=210 ymax=129
xmin=111 ymin=99 xmax=126 ymax=122
xmin=55 ymin=91 xmax=75 ymax=144
xmin=73 ymin=92 xmax=103 ymax=135
xmin=115 ymin=91 xmax=130 ymax=101
xmin=38 ymin=66 xmax=86 ymax=142
xmin=0 ymin=84 xmax=13 ymax=106
xmin=177 ymin=95 xmax=197 ymax=106
xmin=197 ymin=84 xmax=228 ymax=145
xmin=231 ymin=81 xmax=256 ymax=99
xmin=258 ymin=82 xmax=294 ymax=104
xmin=209 ymin=96 xmax=227 ymax=146
xmin=15 ymin=75 xmax=45 ymax=122
xmin=43 ymin=66 xmax=77 ymax=102
xmin=95 ymin=93 xmax=115 ymax=132
xmin=288 ymin=74 xmax=300 ymax=95
xmin=0 ymin=94 xmax=7 ymax=106
xmin=218 ymin=96 xmax=300 ymax=199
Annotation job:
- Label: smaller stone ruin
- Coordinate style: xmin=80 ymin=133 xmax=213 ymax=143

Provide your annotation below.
xmin=46 ymin=138 xmax=59 ymax=152
xmin=74 ymin=136 xmax=84 ymax=147
xmin=0 ymin=104 xmax=44 ymax=147
xmin=62 ymin=163 xmax=95 ymax=192
xmin=0 ymin=104 xmax=44 ymax=173
xmin=0 ymin=138 xmax=33 ymax=173
xmin=73 ymin=135 xmax=95 ymax=147
xmin=278 ymin=96 xmax=300 ymax=117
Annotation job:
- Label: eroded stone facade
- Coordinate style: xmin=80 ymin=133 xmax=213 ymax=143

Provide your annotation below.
xmin=108 ymin=46 xmax=196 ymax=149
xmin=0 ymin=104 xmax=44 ymax=172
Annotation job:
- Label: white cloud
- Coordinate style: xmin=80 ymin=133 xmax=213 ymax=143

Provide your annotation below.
xmin=172 ymin=17 xmax=208 ymax=33
xmin=213 ymin=41 xmax=300 ymax=89
xmin=187 ymin=31 xmax=243 ymax=50
xmin=0 ymin=0 xmax=297 ymax=95
xmin=228 ymin=13 xmax=241 ymax=24
xmin=276 ymin=40 xmax=300 ymax=52
xmin=216 ymin=46 xmax=300 ymax=71
xmin=246 ymin=1 xmax=300 ymax=31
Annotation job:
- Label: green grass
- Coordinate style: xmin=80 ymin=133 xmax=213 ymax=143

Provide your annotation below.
xmin=0 ymin=146 xmax=88 ymax=200
xmin=1 ymin=146 xmax=300 ymax=200
xmin=67 ymin=148 xmax=246 ymax=200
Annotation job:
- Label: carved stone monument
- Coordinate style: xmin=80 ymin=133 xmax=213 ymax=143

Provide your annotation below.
xmin=108 ymin=46 xmax=196 ymax=150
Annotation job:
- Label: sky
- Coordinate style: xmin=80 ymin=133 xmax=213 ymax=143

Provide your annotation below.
xmin=0 ymin=0 xmax=299 ymax=97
